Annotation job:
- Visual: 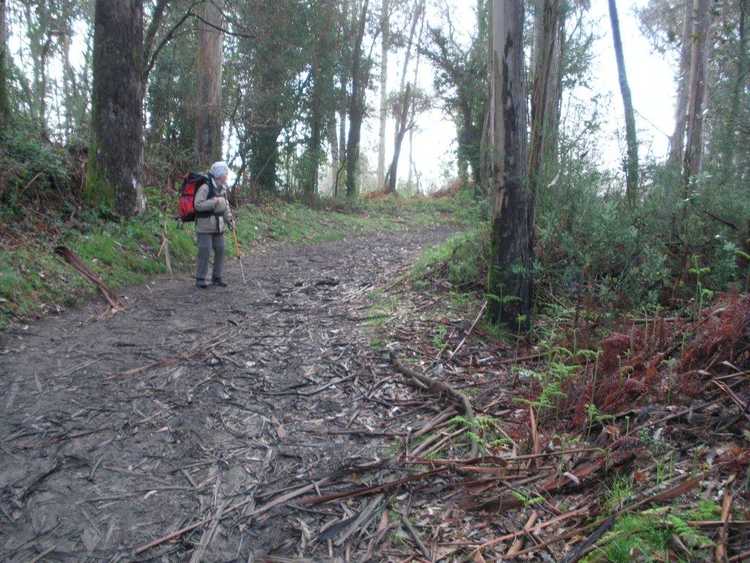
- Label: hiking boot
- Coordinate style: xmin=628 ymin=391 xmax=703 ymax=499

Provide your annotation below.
xmin=196 ymin=281 xmax=209 ymax=289
xmin=212 ymin=279 xmax=228 ymax=288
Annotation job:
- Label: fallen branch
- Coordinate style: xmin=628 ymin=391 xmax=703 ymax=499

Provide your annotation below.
xmin=302 ymin=468 xmax=448 ymax=506
xmin=449 ymin=300 xmax=487 ymax=360
xmin=54 ymin=246 xmax=123 ymax=311
xmin=389 ymin=350 xmax=477 ymax=456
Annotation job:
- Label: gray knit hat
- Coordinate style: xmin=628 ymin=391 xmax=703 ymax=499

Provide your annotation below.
xmin=209 ymin=161 xmax=230 ymax=179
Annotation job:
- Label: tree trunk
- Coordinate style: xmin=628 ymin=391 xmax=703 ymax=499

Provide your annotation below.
xmin=306 ymin=0 xmax=335 ymax=203
xmin=608 ymin=0 xmax=639 ymax=208
xmin=721 ymin=0 xmax=747 ymax=183
xmin=377 ymin=0 xmax=389 ymax=191
xmin=384 ymin=84 xmax=411 ymax=194
xmin=668 ymin=0 xmax=694 ymax=169
xmin=528 ymin=0 xmax=560 ymax=201
xmin=0 ymin=0 xmax=8 ymax=133
xmin=487 ymin=0 xmax=533 ymax=331
xmin=682 ymin=0 xmax=711 ymax=195
xmin=408 ymin=10 xmax=426 ymax=192
xmin=87 ymin=0 xmax=145 ymax=217
xmin=346 ymin=0 xmax=370 ymax=197
xmin=385 ymin=0 xmax=423 ymax=195
xmin=530 ymin=0 xmax=563 ymax=192
xmin=195 ymin=0 xmax=225 ymax=168
xmin=307 ymin=26 xmax=323 ymax=202
xmin=328 ymin=115 xmax=339 ymax=192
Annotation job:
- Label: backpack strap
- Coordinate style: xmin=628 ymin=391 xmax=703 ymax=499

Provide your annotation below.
xmin=206 ymin=173 xmax=217 ymax=199
xmin=195 ymin=174 xmax=216 ymax=219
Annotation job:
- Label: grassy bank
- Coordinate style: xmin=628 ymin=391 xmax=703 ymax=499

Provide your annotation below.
xmin=0 ymin=189 xmax=477 ymax=329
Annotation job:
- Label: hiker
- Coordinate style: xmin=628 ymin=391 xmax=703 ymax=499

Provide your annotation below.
xmin=194 ymin=161 xmax=235 ymax=289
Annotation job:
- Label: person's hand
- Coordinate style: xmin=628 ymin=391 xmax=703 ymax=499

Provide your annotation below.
xmin=227 ymin=218 xmax=236 ymax=231
xmin=213 ymin=197 xmax=227 ymax=213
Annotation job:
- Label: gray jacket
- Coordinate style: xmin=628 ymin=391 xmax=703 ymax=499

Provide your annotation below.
xmin=194 ymin=177 xmax=233 ymax=235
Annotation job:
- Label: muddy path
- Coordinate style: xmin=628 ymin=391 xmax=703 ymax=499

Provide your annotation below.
xmin=0 ymin=227 xmax=455 ymax=562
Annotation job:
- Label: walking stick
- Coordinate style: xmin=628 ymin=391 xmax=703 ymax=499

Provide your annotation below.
xmin=231 ymin=226 xmax=247 ymax=284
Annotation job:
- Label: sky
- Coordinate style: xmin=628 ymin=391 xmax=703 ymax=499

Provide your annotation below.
xmin=366 ymin=0 xmax=678 ymax=192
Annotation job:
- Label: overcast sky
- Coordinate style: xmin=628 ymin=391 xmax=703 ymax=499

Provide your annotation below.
xmin=366 ymin=0 xmax=677 ymax=192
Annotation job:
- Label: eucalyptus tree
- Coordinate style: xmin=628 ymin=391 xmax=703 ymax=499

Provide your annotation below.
xmin=195 ymin=0 xmax=226 ymax=167
xmin=608 ymin=0 xmax=639 ymax=208
xmin=421 ymin=0 xmax=488 ymax=188
xmin=384 ymin=0 xmax=423 ymax=194
xmin=486 ymin=0 xmax=533 ymax=330
xmin=345 ymin=0 xmax=373 ymax=197
xmin=0 ymin=0 xmax=8 ymax=132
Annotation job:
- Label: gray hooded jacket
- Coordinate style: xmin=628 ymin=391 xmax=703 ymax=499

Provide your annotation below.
xmin=194 ymin=176 xmax=233 ymax=234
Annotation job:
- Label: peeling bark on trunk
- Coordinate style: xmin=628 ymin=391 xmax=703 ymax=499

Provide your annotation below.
xmin=87 ymin=0 xmax=145 ymax=217
xmin=608 ymin=0 xmax=639 ymax=208
xmin=487 ymin=0 xmax=532 ymax=331
xmin=195 ymin=0 xmax=225 ymax=168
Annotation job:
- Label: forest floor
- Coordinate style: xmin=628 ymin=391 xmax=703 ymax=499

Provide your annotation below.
xmin=0 ymin=226 xmax=461 ymax=562
xmin=3 ymin=217 xmax=750 ymax=562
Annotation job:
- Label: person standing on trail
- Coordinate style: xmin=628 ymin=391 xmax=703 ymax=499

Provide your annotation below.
xmin=194 ymin=161 xmax=235 ymax=289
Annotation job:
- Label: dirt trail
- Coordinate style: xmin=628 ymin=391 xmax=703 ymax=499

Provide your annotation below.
xmin=0 ymin=227 xmax=454 ymax=562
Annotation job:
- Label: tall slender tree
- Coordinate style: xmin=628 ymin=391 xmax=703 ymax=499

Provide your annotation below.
xmin=608 ymin=0 xmax=639 ymax=208
xmin=195 ymin=0 xmax=226 ymax=168
xmin=682 ymin=0 xmax=712 ymax=193
xmin=529 ymin=0 xmax=562 ymax=199
xmin=722 ymin=0 xmax=748 ymax=183
xmin=345 ymin=0 xmax=370 ymax=197
xmin=0 ymin=0 xmax=8 ymax=133
xmin=668 ymin=0 xmax=694 ymax=170
xmin=306 ymin=0 xmax=336 ymax=202
xmin=486 ymin=0 xmax=533 ymax=330
xmin=407 ymin=9 xmax=426 ymax=191
xmin=86 ymin=0 xmax=145 ymax=217
xmin=377 ymin=0 xmax=389 ymax=190
xmin=384 ymin=0 xmax=423 ymax=194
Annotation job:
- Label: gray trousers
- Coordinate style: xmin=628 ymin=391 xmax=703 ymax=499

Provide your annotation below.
xmin=196 ymin=233 xmax=225 ymax=283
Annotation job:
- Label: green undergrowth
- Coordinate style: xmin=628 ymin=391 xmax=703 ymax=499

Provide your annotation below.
xmin=0 ymin=189 xmax=469 ymax=330
xmin=411 ymin=226 xmax=489 ymax=292
xmin=583 ymin=502 xmax=721 ymax=563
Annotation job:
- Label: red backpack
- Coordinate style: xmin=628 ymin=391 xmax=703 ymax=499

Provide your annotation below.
xmin=177 ymin=173 xmax=215 ymax=222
